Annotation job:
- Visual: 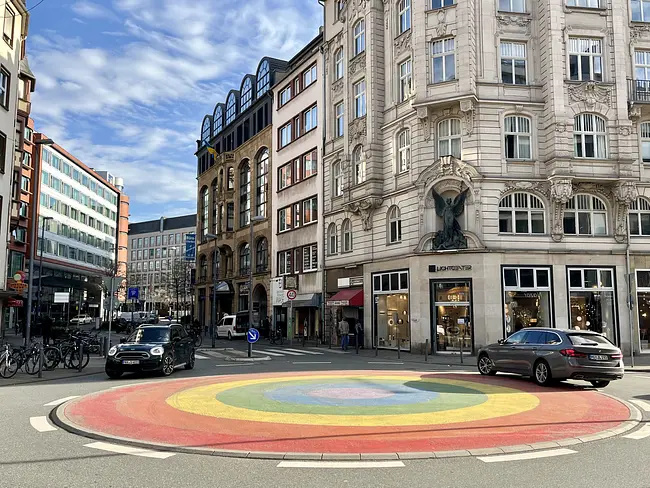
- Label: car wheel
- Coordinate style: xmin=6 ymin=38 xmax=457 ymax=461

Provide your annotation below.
xmin=161 ymin=354 xmax=175 ymax=376
xmin=477 ymin=354 xmax=497 ymax=376
xmin=590 ymin=380 xmax=610 ymax=388
xmin=185 ymin=349 xmax=195 ymax=370
xmin=106 ymin=369 xmax=123 ymax=379
xmin=533 ymin=360 xmax=552 ymax=386
xmin=228 ymin=331 xmax=232 ymax=341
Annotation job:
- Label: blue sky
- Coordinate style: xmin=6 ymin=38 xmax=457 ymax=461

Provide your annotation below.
xmin=27 ymin=0 xmax=322 ymax=222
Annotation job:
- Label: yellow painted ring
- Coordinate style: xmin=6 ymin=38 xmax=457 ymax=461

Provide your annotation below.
xmin=166 ymin=375 xmax=540 ymax=427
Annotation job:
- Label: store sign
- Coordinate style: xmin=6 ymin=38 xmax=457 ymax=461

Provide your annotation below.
xmin=271 ymin=277 xmax=285 ymax=307
xmin=429 ymin=265 xmax=472 ymax=273
xmin=239 ymin=282 xmax=250 ymax=295
xmin=54 ymin=292 xmax=70 ymax=304
xmin=283 ymin=275 xmax=298 ymax=290
xmin=7 ymin=298 xmax=23 ymax=307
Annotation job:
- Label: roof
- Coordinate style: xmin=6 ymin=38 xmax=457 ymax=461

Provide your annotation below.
xmin=129 ymin=214 xmax=196 ymax=235
xmin=19 ymin=55 xmax=36 ymax=89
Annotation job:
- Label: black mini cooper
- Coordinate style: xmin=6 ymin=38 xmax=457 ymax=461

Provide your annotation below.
xmin=105 ymin=324 xmax=196 ymax=379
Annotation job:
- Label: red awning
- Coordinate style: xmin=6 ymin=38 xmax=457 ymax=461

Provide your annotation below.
xmin=327 ymin=288 xmax=364 ymax=307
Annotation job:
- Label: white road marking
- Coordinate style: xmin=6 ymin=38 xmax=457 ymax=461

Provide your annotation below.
xmin=292 ymin=361 xmax=332 ymax=365
xmin=630 ymin=399 xmax=650 ymax=412
xmin=194 ymin=354 xmax=209 ymax=360
xmin=266 ymin=349 xmax=305 ymax=356
xmin=258 ymin=350 xmax=286 ymax=357
xmin=624 ymin=424 xmax=650 ymax=440
xmin=309 ymin=348 xmax=346 ymax=354
xmin=368 ymin=361 xmax=404 ymax=365
xmin=30 ymin=416 xmax=57 ymax=432
xmin=284 ymin=348 xmax=324 ymax=355
xmin=215 ymin=363 xmax=253 ymax=367
xmin=110 ymin=383 xmax=139 ymax=389
xmin=477 ymin=449 xmax=577 ymax=463
xmin=277 ymin=461 xmax=405 ymax=469
xmin=84 ymin=442 xmax=175 ymax=459
xmin=43 ymin=396 xmax=79 ymax=407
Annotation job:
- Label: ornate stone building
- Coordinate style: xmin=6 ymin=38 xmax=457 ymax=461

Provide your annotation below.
xmin=321 ymin=0 xmax=650 ymax=355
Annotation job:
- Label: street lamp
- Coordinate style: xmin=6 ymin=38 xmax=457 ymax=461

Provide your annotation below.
xmin=247 ymin=215 xmax=265 ymax=358
xmin=107 ymin=244 xmax=127 ymax=353
xmin=25 ymin=138 xmax=54 ymax=347
xmin=34 ymin=216 xmax=53 ymax=324
xmin=205 ymin=233 xmax=219 ymax=348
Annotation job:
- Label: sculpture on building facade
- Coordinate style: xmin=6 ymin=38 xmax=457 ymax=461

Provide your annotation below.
xmin=431 ymin=188 xmax=469 ymax=250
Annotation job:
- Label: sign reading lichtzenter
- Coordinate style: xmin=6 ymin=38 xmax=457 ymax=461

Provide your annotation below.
xmin=428 ymin=265 xmax=472 ymax=273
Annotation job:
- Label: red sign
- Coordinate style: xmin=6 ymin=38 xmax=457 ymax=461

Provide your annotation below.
xmin=7 ymin=298 xmax=23 ymax=307
xmin=287 ymin=290 xmax=297 ymax=300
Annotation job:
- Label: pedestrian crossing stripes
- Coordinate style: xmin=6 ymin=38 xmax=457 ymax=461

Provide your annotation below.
xmin=283 ymin=348 xmax=324 ymax=355
xmin=258 ymin=348 xmax=328 ymax=358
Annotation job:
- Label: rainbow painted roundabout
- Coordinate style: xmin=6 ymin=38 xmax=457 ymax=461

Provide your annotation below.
xmin=54 ymin=371 xmax=636 ymax=458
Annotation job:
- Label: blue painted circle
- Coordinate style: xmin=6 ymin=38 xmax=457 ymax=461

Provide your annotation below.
xmin=247 ymin=328 xmax=260 ymax=343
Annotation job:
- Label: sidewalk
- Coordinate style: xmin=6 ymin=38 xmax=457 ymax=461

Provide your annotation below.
xmin=0 ymin=357 xmax=105 ymax=386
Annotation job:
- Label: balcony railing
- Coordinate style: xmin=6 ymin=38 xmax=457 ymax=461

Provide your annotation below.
xmin=628 ymin=79 xmax=650 ymax=103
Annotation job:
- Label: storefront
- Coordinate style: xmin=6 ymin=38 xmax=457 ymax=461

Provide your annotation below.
xmin=635 ymin=269 xmax=650 ymax=353
xmin=430 ymin=280 xmax=473 ymax=354
xmin=326 ymin=288 xmax=364 ymax=345
xmin=372 ymin=270 xmax=409 ymax=350
xmin=502 ymin=266 xmax=553 ymax=335
xmin=281 ymin=294 xmax=321 ymax=339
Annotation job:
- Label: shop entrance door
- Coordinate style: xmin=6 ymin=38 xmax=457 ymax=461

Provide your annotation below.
xmin=431 ymin=280 xmax=473 ymax=354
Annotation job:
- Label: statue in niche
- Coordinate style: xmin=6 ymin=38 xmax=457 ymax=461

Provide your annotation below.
xmin=431 ymin=188 xmax=469 ymax=250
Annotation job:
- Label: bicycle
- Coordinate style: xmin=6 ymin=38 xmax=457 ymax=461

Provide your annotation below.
xmin=0 ymin=342 xmax=18 ymax=378
xmin=268 ymin=329 xmax=283 ymax=345
xmin=7 ymin=343 xmax=42 ymax=376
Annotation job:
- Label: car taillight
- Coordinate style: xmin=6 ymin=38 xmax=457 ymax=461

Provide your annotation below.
xmin=559 ymin=349 xmax=587 ymax=358
xmin=610 ymin=353 xmax=623 ymax=359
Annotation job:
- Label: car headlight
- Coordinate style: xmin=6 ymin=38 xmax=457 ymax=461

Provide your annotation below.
xmin=108 ymin=346 xmax=117 ymax=356
xmin=150 ymin=346 xmax=164 ymax=356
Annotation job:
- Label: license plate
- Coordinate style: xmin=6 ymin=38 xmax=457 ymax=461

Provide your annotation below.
xmin=589 ymin=354 xmax=609 ymax=361
xmin=122 ymin=360 xmax=140 ymax=365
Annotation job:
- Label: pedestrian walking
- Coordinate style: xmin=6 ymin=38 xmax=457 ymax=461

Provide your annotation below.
xmin=302 ymin=319 xmax=308 ymax=347
xmin=355 ymin=320 xmax=363 ymax=354
xmin=339 ymin=317 xmax=349 ymax=351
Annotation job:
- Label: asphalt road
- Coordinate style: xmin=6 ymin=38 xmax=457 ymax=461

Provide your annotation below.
xmin=2 ymin=338 xmax=650 ymax=488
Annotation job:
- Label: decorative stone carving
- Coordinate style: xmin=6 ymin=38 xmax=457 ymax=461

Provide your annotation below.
xmin=501 ymin=180 xmax=550 ymax=198
xmin=630 ymin=25 xmax=650 ymax=45
xmin=349 ymin=54 xmax=366 ymax=76
xmin=567 ymin=81 xmax=612 ymax=109
xmin=459 ymin=99 xmax=475 ymax=136
xmin=618 ymin=125 xmax=632 ymax=136
xmin=417 ymin=106 xmax=431 ymax=141
xmin=429 ymin=188 xmax=470 ymax=250
xmin=496 ymin=14 xmax=532 ymax=28
xmin=628 ymin=102 xmax=642 ymax=121
xmin=348 ymin=117 xmax=367 ymax=147
xmin=549 ymin=178 xmax=574 ymax=242
xmin=349 ymin=0 xmax=367 ymax=17
xmin=614 ymin=181 xmax=638 ymax=242
xmin=343 ymin=197 xmax=383 ymax=231
xmin=436 ymin=9 xmax=448 ymax=37
xmin=332 ymin=78 xmax=344 ymax=97
xmin=394 ymin=31 xmax=412 ymax=56
xmin=415 ymin=156 xmax=481 ymax=190
xmin=555 ymin=123 xmax=567 ymax=133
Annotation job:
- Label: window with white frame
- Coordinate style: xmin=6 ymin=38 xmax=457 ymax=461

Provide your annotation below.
xmin=353 ymin=145 xmax=366 ymax=184
xmin=303 ymin=196 xmax=318 ymax=224
xmin=564 ymin=194 xmax=607 ymax=236
xmin=328 ymin=223 xmax=338 ymax=254
xmin=499 ymin=192 xmax=545 ymax=234
xmin=335 ymin=102 xmax=345 ymax=137
xmin=504 ymin=115 xmax=532 ymax=159
xmin=574 ymin=113 xmax=607 ymax=158
xmin=567 ymin=0 xmax=600 ymax=7
xmin=335 ymin=48 xmax=344 ymax=80
xmin=342 ymin=219 xmax=353 ymax=252
xmin=629 ymin=197 xmax=650 ymax=236
xmin=567 ymin=267 xmax=617 ymax=344
xmin=303 ymin=65 xmax=317 ymax=86
xmin=632 ymin=0 xmax=650 ymax=21
xmin=503 ymin=267 xmax=552 ymax=333
xmin=641 ymin=122 xmax=650 ymax=163
xmin=500 ymin=42 xmax=527 ymax=85
xmin=635 ymin=50 xmax=650 ymax=100
xmin=333 ymin=161 xmax=343 ymax=197
xmin=256 ymin=60 xmax=270 ymax=97
xmin=398 ymin=0 xmax=411 ymax=34
xmin=431 ymin=38 xmax=456 ymax=83
xmin=399 ymin=58 xmax=412 ymax=101
xmin=280 ymin=122 xmax=292 ymax=148
xmin=304 ymin=105 xmax=318 ymax=132
xmin=353 ymin=79 xmax=366 ymax=118
xmin=303 ymin=244 xmax=318 ymax=272
xmin=226 ymin=93 xmax=237 ymax=125
xmin=397 ymin=128 xmax=410 ymax=173
xmin=432 ymin=0 xmax=455 ymax=8
xmin=353 ymin=20 xmax=365 ymax=56
xmin=569 ymin=38 xmax=603 ymax=81
xmin=280 ymin=86 xmax=292 ymax=106
xmin=438 ymin=118 xmax=461 ymax=159
xmin=278 ymin=250 xmax=292 ymax=276
xmin=388 ymin=206 xmax=402 ymax=243
xmin=498 ymin=0 xmax=525 ymax=12
xmin=278 ymin=206 xmax=293 ymax=233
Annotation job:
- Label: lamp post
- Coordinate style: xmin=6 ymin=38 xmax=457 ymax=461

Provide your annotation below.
xmin=34 ymin=215 xmax=53 ymax=323
xmin=205 ymin=234 xmax=219 ymax=348
xmin=107 ymin=244 xmax=126 ymax=353
xmin=247 ymin=215 xmax=265 ymax=358
xmin=24 ymin=138 xmax=54 ymax=347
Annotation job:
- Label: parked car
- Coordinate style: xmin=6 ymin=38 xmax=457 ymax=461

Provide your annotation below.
xmin=146 ymin=311 xmax=159 ymax=324
xmin=216 ymin=312 xmax=250 ymax=340
xmin=477 ymin=327 xmax=624 ymax=388
xmin=70 ymin=314 xmax=92 ymax=325
xmin=105 ymin=324 xmax=195 ymax=379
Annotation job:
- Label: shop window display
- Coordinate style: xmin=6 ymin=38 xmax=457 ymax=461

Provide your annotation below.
xmin=432 ymin=281 xmax=472 ymax=352
xmin=636 ymin=270 xmax=650 ymax=352
xmin=502 ymin=267 xmax=552 ymax=335
xmin=373 ymin=271 xmax=409 ymax=350
xmin=568 ymin=267 xmax=617 ymax=344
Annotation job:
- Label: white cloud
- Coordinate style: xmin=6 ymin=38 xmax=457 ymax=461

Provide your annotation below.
xmin=71 ymin=1 xmax=119 ymax=21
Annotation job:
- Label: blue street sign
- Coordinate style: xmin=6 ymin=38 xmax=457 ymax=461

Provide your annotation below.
xmin=247 ymin=328 xmax=260 ymax=344
xmin=127 ymin=287 xmax=139 ymax=300
xmin=185 ymin=233 xmax=196 ymax=261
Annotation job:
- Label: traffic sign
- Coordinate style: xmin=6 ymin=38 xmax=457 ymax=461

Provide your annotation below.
xmin=247 ymin=328 xmax=260 ymax=344
xmin=287 ymin=289 xmax=297 ymax=300
xmin=127 ymin=287 xmax=139 ymax=300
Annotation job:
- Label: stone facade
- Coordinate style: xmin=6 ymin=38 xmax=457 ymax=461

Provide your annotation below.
xmin=322 ymin=0 xmax=650 ymax=355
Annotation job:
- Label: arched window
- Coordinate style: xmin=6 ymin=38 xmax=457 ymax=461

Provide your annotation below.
xmin=397 ymin=128 xmax=410 ymax=173
xmin=333 ymin=161 xmax=343 ymax=197
xmin=239 ymin=161 xmax=250 ymax=227
xmin=226 ymin=93 xmax=237 ymax=125
xmin=335 ymin=47 xmax=344 ymax=80
xmin=630 ymin=197 xmax=650 ymax=236
xmin=353 ymin=145 xmax=365 ymax=184
xmin=564 ymin=194 xmax=607 ymax=236
xmin=388 ymin=206 xmax=402 ymax=243
xmin=641 ymin=122 xmax=650 ymax=163
xmin=240 ymin=78 xmax=252 ymax=111
xmin=438 ymin=118 xmax=461 ymax=159
xmin=328 ymin=223 xmax=338 ymax=255
xmin=212 ymin=251 xmax=221 ymax=281
xmin=256 ymin=238 xmax=268 ymax=272
xmin=201 ymin=118 xmax=211 ymax=145
xmin=398 ymin=0 xmax=411 ymax=34
xmin=353 ymin=20 xmax=365 ymax=56
xmin=342 ymin=219 xmax=353 ymax=252
xmin=256 ymin=60 xmax=270 ymax=97
xmin=211 ymin=179 xmax=218 ymax=233
xmin=498 ymin=192 xmax=545 ymax=234
xmin=200 ymin=186 xmax=208 ymax=241
xmin=239 ymin=243 xmax=250 ymax=276
xmin=574 ymin=113 xmax=607 ymax=159
xmin=199 ymin=255 xmax=208 ymax=281
xmin=227 ymin=167 xmax=235 ymax=190
xmin=213 ymin=106 xmax=223 ymax=134
xmin=256 ymin=149 xmax=269 ymax=218
xmin=504 ymin=115 xmax=531 ymax=160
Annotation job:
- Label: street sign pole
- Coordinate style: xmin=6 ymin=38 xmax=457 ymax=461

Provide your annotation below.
xmin=287 ymin=290 xmax=297 ymax=347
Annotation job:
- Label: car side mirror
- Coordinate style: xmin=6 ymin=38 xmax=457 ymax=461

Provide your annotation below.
xmin=120 ymin=338 xmax=126 ymax=344
xmin=498 ymin=338 xmax=505 ymax=345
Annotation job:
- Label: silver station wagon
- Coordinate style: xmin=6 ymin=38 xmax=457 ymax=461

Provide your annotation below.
xmin=477 ymin=327 xmax=624 ymax=388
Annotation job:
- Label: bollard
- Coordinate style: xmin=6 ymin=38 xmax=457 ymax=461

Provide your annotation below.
xmin=397 ymin=330 xmax=401 ymax=360
xmin=425 ymin=339 xmax=428 ymax=362
xmin=104 ymin=336 xmax=109 ymax=357
xmin=78 ymin=340 xmax=83 ymax=372
xmin=375 ymin=339 xmax=378 ymax=357
xmin=38 ymin=342 xmax=44 ymax=378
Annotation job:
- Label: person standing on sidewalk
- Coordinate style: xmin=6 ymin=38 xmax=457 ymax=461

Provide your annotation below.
xmin=302 ymin=318 xmax=308 ymax=346
xmin=355 ymin=320 xmax=363 ymax=354
xmin=339 ymin=317 xmax=349 ymax=351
